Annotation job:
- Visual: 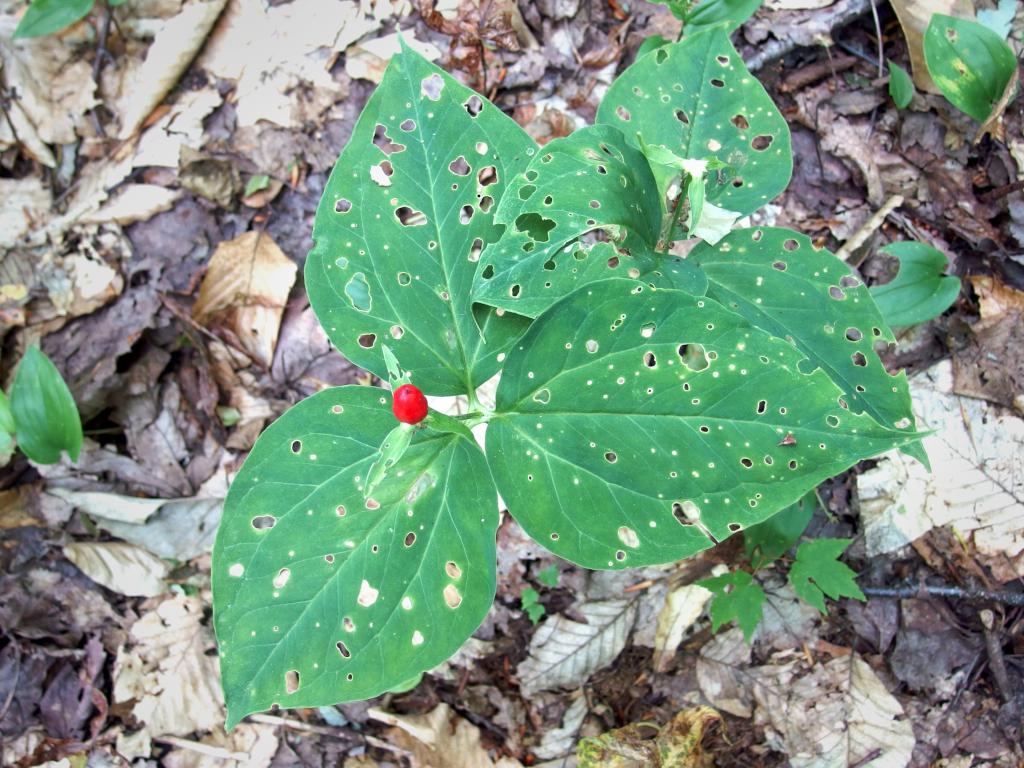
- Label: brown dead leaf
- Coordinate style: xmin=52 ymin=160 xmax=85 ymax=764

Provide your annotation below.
xmin=63 ymin=541 xmax=168 ymax=597
xmin=193 ymin=231 xmax=298 ymax=366
xmin=368 ymin=703 xmax=524 ymax=767
xmin=112 ymin=596 xmax=224 ymax=757
xmin=0 ymin=177 xmax=51 ymax=250
xmin=80 ymin=184 xmax=182 ymax=226
xmin=952 ymin=276 xmax=1024 ymax=411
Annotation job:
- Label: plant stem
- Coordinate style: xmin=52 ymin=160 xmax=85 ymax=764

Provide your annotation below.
xmin=655 ymin=174 xmax=689 ymax=253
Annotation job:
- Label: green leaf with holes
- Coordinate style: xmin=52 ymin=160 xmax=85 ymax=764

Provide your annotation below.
xmin=689 ymin=228 xmax=916 ymax=434
xmin=788 ymin=537 xmax=864 ymax=613
xmin=213 ymin=386 xmax=499 ymax=727
xmin=485 ymin=279 xmax=919 ymax=570
xmin=306 ymin=43 xmax=534 ymax=396
xmin=923 ymin=14 xmax=1018 ymax=122
xmin=869 ymin=241 xmax=960 ymax=327
xmin=472 ymin=125 xmax=667 ymax=318
xmin=596 ymin=28 xmax=791 ymax=216
xmin=698 ymin=570 xmax=765 ymax=642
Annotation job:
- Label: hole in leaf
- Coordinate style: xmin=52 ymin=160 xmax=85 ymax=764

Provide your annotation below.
xmin=731 ymin=114 xmax=749 ymax=129
xmin=597 ymin=164 xmax=607 ymax=174
xmin=783 ymin=239 xmax=798 ymax=251
xmin=336 ymin=504 xmax=346 ymax=516
xmin=252 ymin=515 xmax=276 ymax=530
xmin=751 ymin=134 xmax=773 ymax=151
xmin=615 ymin=550 xmax=626 ymax=561
xmin=716 ymin=54 xmax=729 ymax=65
xmin=519 ymin=184 xmax=536 ymax=201
xmin=605 ymin=451 xmax=618 ymax=463
xmin=728 ymin=523 xmax=742 ymax=532
xmin=732 ymin=177 xmax=744 ymax=188
xmin=421 ymin=73 xmax=444 ymax=100
xmin=365 ymin=498 xmax=380 ymax=510
xmin=829 ymin=286 xmax=846 ymax=300
xmin=336 ymin=641 xmax=351 ymax=658
xmin=478 ymin=166 xmax=497 ymax=186
xmin=674 ymin=108 xmax=689 ymax=124
xmin=845 ymin=327 xmax=862 ymax=341
xmin=756 ymin=400 xmax=767 ymax=414
xmin=372 ymin=124 xmax=405 ymax=155
xmin=449 ymin=156 xmax=471 ymax=175
xmin=335 ymin=198 xmax=352 ymax=213
xmin=741 ymin=457 xmax=753 ymax=468
xmin=397 ymin=271 xmax=411 ymax=286
xmin=616 ymin=105 xmax=631 ymax=121
xmin=343 ymin=616 xmax=355 ymax=632
xmin=752 ymin=229 xmax=763 ymax=242
xmin=840 ymin=275 xmax=860 ymax=288
xmin=533 ymin=388 xmax=551 ymax=404
xmin=618 ymin=525 xmax=639 ymax=548
xmin=274 ymin=568 xmax=291 ymax=588
xmin=515 ymin=212 xmax=556 ymax=241
xmin=656 ymin=48 xmax=668 ymax=63
xmin=357 ymin=580 xmax=379 ymax=607
xmin=710 ymin=78 xmax=725 ymax=88
xmin=852 ymin=351 xmax=867 ymax=367
xmin=291 ymin=440 xmax=301 ymax=453
xmin=481 ymin=264 xmax=494 ymax=279
xmin=468 ymin=238 xmax=483 ymax=262
xmin=643 ymin=351 xmax=657 ymax=368
xmin=772 ymin=260 xmax=787 ymax=271
xmin=285 ymin=670 xmax=300 ymax=694
xmin=479 ymin=195 xmax=494 ymax=213
xmin=446 ymin=561 xmax=462 ymax=579
xmin=586 ymin=339 xmax=599 ymax=353
xmin=444 ymin=584 xmax=462 ymax=608
xmin=404 ymin=532 xmax=416 ymax=547
xmin=358 ymin=333 xmax=376 ymax=349
xmin=400 ymin=118 xmax=415 ymax=131
xmin=396 ymin=206 xmax=427 ymax=226
xmin=325 ymin=553 xmax=334 ymax=563
xmin=464 ymin=94 xmax=483 ymax=116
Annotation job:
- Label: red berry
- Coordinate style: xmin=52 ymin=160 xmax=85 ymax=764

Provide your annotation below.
xmin=392 ymin=384 xmax=428 ymax=424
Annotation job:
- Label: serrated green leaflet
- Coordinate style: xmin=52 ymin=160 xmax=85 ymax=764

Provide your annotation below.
xmin=307 ymin=44 xmax=534 ymax=395
xmin=690 ymin=228 xmax=916 ymax=433
xmin=596 ymin=28 xmax=791 ymax=215
xmin=10 ymin=347 xmax=82 ymax=465
xmin=923 ymin=14 xmax=1017 ymax=122
xmin=698 ymin=570 xmax=765 ymax=642
xmin=870 ymin=241 xmax=960 ymax=327
xmin=472 ymin=125 xmax=663 ymax=318
xmin=487 ymin=280 xmax=917 ymax=570
xmin=213 ymin=387 xmax=498 ymax=727
xmin=13 ymin=0 xmax=93 ymax=38
xmin=788 ymin=538 xmax=864 ymax=613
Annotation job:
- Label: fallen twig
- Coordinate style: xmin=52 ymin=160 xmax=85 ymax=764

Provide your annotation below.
xmin=979 ymin=609 xmax=1016 ymax=703
xmin=861 ymin=584 xmax=1024 ymax=607
xmin=836 ymin=193 xmax=904 ymax=263
xmin=744 ymin=0 xmax=871 ymax=71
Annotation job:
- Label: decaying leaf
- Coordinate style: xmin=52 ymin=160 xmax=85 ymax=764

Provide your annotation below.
xmin=751 ymin=654 xmax=915 ymax=767
xmin=344 ymin=30 xmax=442 ymax=83
xmin=653 ymin=581 xmax=716 ymax=673
xmin=858 ymin=360 xmax=1024 ymax=581
xmin=62 ymin=541 xmax=168 ymax=597
xmin=192 ymin=231 xmax=298 ymax=366
xmin=162 ymin=723 xmax=279 ymax=768
xmin=516 ymin=598 xmax=638 ymax=696
xmin=116 ymin=0 xmax=229 ymax=137
xmin=0 ymin=177 xmax=51 ymax=250
xmin=368 ymin=703 xmax=523 ymax=768
xmin=534 ymin=694 xmax=588 ymax=760
xmin=112 ymin=596 xmax=224 ymax=758
xmin=577 ymin=706 xmax=722 ymax=768
xmin=80 ymin=184 xmax=182 ymax=227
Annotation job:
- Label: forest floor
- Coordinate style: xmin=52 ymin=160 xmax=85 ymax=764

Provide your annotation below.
xmin=1 ymin=0 xmax=1023 ymax=766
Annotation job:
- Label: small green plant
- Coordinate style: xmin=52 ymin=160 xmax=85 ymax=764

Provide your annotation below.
xmin=869 ymin=241 xmax=960 ymax=327
xmin=0 ymin=346 xmax=83 ymax=466
xmin=212 ymin=30 xmax=924 ymax=727
xmin=651 ymin=0 xmax=764 ymax=35
xmin=12 ymin=0 xmax=127 ymax=38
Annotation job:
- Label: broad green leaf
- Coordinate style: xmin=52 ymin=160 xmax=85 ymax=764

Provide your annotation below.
xmin=743 ymin=490 xmax=815 ymax=568
xmin=869 ymin=241 xmax=960 ymax=327
xmin=10 ymin=347 xmax=82 ymax=464
xmin=486 ymin=279 xmax=918 ymax=570
xmin=690 ymin=228 xmax=917 ymax=434
xmin=788 ymin=538 xmax=864 ymax=613
xmin=888 ymin=61 xmax=915 ymax=108
xmin=521 ymin=587 xmax=545 ymax=624
xmin=471 ymin=124 xmax=664 ymax=318
xmin=13 ymin=0 xmax=93 ymax=38
xmin=685 ymin=0 xmax=763 ymax=34
xmin=698 ymin=570 xmax=765 ymax=641
xmin=306 ymin=43 xmax=534 ymax=396
xmin=213 ymin=387 xmax=499 ymax=727
xmin=923 ymin=14 xmax=1018 ymax=122
xmin=596 ymin=28 xmax=791 ymax=216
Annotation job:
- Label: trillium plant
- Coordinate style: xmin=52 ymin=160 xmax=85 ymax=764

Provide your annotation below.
xmin=212 ymin=29 xmax=924 ymax=726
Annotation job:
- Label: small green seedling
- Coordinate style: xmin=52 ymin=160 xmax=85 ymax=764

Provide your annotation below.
xmin=1 ymin=346 xmax=83 ymax=466
xmin=13 ymin=0 xmax=128 ymax=39
xmin=212 ymin=29 xmax=924 ymax=727
xmin=887 ymin=60 xmax=915 ymax=108
xmin=869 ymin=241 xmax=960 ymax=327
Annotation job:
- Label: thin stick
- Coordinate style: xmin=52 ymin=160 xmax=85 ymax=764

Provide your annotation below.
xmin=861 ymin=584 xmax=1024 ymax=607
xmin=835 ymin=194 xmax=904 ymax=263
xmin=744 ymin=0 xmax=870 ymax=71
xmin=154 ymin=736 xmax=249 ymax=761
xmin=979 ymin=610 xmax=1015 ymax=702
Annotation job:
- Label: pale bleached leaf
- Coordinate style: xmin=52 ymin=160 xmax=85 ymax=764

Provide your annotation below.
xmin=653 ymin=581 xmax=715 ymax=673
xmin=516 ymin=598 xmax=637 ymax=696
xmin=63 ymin=541 xmax=168 ymax=597
xmin=751 ymin=654 xmax=915 ymax=768
xmin=116 ymin=0 xmax=229 ymax=137
xmin=112 ymin=596 xmax=224 ymax=756
xmin=695 ymin=627 xmax=753 ymax=718
xmin=0 ymin=177 xmax=51 ymax=249
xmin=80 ymin=184 xmax=182 ymax=226
xmin=534 ymin=695 xmax=588 ymax=760
xmin=858 ymin=360 xmax=1024 ymax=580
